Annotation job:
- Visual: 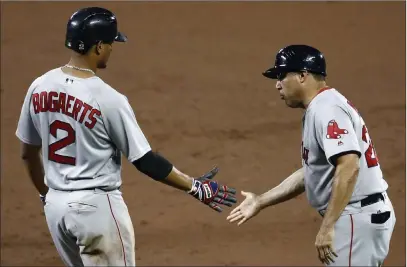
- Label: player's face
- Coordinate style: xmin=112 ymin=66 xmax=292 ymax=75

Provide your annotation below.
xmin=96 ymin=43 xmax=113 ymax=69
xmin=275 ymin=72 xmax=304 ymax=108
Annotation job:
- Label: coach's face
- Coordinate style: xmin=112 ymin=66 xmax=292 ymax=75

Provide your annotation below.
xmin=95 ymin=42 xmax=113 ymax=69
xmin=275 ymin=72 xmax=304 ymax=108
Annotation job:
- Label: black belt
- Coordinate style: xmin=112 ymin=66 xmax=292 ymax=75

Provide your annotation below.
xmin=360 ymin=192 xmax=384 ymax=207
xmin=52 ymin=186 xmax=120 ymax=193
xmin=318 ymin=192 xmax=385 ymax=217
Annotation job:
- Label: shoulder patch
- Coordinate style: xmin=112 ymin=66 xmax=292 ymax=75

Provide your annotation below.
xmin=326 ymin=120 xmax=348 ymax=139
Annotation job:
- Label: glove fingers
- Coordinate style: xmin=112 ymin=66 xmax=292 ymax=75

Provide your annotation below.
xmin=214 ymin=197 xmax=234 ymax=207
xmin=199 ymin=166 xmax=219 ymax=180
xmin=219 ymin=185 xmax=236 ymax=195
xmin=209 ymin=202 xmax=223 ymax=212
xmin=217 ymin=192 xmax=237 ymax=203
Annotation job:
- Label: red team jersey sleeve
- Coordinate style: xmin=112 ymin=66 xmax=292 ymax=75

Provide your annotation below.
xmin=100 ymin=93 xmax=151 ymax=162
xmin=315 ymin=104 xmax=361 ymax=165
xmin=16 ymin=81 xmax=42 ymax=146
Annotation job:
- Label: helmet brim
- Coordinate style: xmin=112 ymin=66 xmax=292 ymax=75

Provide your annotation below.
xmin=263 ymin=66 xmax=318 ymax=79
xmin=262 ymin=67 xmax=280 ymax=79
xmin=115 ymin=32 xmax=127 ymax=42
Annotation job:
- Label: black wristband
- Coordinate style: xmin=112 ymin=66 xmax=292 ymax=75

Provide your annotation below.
xmin=132 ymin=151 xmax=173 ymax=181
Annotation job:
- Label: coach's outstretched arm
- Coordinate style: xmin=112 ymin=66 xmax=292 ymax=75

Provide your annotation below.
xmin=227 ymin=168 xmax=305 ymax=225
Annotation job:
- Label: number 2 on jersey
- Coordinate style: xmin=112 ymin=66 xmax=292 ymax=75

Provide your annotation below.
xmin=362 ymin=125 xmax=379 ymax=168
xmin=347 ymin=100 xmax=379 ymax=168
xmin=49 ymin=120 xmax=76 ymax=165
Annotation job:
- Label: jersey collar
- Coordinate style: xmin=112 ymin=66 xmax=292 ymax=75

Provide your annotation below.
xmin=305 ymin=86 xmax=333 ymax=109
xmin=316 ymin=86 xmax=332 ymax=95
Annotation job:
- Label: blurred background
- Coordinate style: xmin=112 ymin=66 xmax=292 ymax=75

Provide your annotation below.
xmin=1 ymin=1 xmax=405 ymax=265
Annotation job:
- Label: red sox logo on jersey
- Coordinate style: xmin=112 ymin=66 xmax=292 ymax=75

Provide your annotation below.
xmin=326 ymin=120 xmax=348 ymax=139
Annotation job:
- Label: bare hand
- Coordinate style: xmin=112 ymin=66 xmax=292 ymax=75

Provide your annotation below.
xmin=226 ymin=191 xmax=261 ymax=226
xmin=315 ymin=226 xmax=338 ymax=265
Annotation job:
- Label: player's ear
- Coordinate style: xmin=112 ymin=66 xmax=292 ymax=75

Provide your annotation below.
xmin=298 ymin=71 xmax=308 ymax=83
xmin=95 ymin=41 xmax=103 ymax=55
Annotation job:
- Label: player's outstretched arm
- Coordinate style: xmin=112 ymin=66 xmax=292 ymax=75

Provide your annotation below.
xmin=132 ymin=151 xmax=237 ymax=212
xmin=227 ymin=167 xmax=305 ymax=225
xmin=101 ymin=94 xmax=236 ymax=212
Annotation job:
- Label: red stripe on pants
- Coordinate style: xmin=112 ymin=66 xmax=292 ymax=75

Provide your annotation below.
xmin=349 ymin=214 xmax=354 ymax=267
xmin=107 ymin=195 xmax=127 ymax=266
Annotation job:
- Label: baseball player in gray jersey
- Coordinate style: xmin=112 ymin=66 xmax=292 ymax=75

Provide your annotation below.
xmin=16 ymin=7 xmax=236 ymax=267
xmin=227 ymin=45 xmax=395 ymax=266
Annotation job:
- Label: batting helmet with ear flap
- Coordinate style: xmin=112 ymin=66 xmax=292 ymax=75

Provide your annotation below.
xmin=262 ymin=45 xmax=327 ymax=79
xmin=65 ymin=7 xmax=127 ymax=54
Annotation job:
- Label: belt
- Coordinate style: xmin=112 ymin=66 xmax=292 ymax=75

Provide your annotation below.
xmin=360 ymin=192 xmax=384 ymax=207
xmin=50 ymin=186 xmax=120 ymax=193
xmin=318 ymin=192 xmax=385 ymax=217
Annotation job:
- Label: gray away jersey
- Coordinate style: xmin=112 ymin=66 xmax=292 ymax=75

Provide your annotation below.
xmin=16 ymin=68 xmax=151 ymax=191
xmin=301 ymin=87 xmax=388 ymax=212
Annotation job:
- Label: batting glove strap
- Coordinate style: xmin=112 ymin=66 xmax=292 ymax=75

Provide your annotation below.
xmin=187 ymin=167 xmax=237 ymax=213
xmin=188 ymin=179 xmax=218 ymax=204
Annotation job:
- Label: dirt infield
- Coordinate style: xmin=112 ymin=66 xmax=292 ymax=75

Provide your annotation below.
xmin=1 ymin=2 xmax=405 ymax=266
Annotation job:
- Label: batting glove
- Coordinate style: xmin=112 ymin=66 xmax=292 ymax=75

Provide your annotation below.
xmin=188 ymin=167 xmax=237 ymax=212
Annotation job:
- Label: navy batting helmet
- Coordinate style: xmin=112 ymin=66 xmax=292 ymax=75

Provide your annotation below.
xmin=262 ymin=45 xmax=327 ymax=79
xmin=65 ymin=7 xmax=127 ymax=54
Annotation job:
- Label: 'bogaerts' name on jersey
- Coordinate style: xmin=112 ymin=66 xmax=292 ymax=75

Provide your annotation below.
xmin=16 ymin=67 xmax=152 ymax=192
xmin=32 ymin=91 xmax=101 ymax=129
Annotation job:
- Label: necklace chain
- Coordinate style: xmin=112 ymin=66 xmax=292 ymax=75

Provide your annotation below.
xmin=64 ymin=64 xmax=96 ymax=75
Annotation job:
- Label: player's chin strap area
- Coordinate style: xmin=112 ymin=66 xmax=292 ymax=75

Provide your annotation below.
xmin=318 ymin=192 xmax=386 ymax=217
